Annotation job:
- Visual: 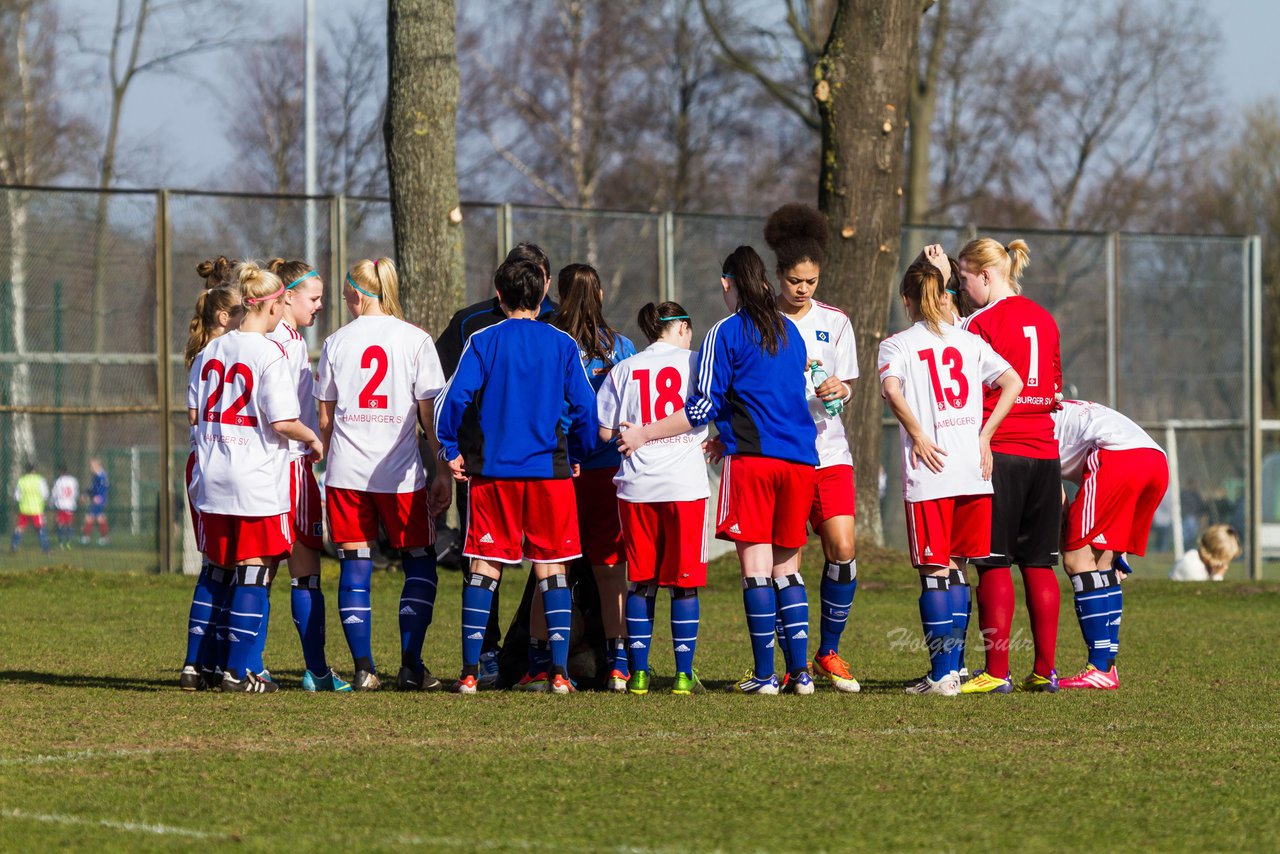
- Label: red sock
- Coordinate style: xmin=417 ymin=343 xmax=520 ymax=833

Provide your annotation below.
xmin=82 ymin=520 xmax=93 ymax=537
xmin=976 ymin=567 xmax=1014 ymax=679
xmin=1020 ymin=566 xmax=1059 ymax=677
xmin=98 ymin=519 xmax=109 ymax=537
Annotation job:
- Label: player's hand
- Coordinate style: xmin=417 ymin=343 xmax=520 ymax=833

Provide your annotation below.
xmin=307 ymin=438 xmax=324 ymax=464
xmin=616 ymin=422 xmax=649 ymax=457
xmin=428 ymin=473 xmax=453 ymax=515
xmin=924 ymin=244 xmax=950 ymax=279
xmin=814 ymin=376 xmax=846 ymax=402
xmin=910 ymin=432 xmax=947 ymax=473
xmin=448 ymin=454 xmax=468 ymax=482
xmin=979 ymin=435 xmax=993 ymax=480
xmin=703 ymin=437 xmax=726 ymax=465
xmin=571 ymin=463 xmax=581 ymax=478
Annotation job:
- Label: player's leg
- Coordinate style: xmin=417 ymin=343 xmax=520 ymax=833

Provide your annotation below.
xmin=619 ymin=500 xmax=658 ymax=694
xmin=10 ymin=514 xmax=24 ymax=552
xmin=965 ymin=454 xmax=1018 ymax=693
xmin=327 ymin=487 xmax=380 ymax=689
xmin=523 ymin=477 xmax=581 ymax=695
xmin=181 ymin=562 xmax=229 ymax=690
xmin=668 ymin=498 xmax=708 ymax=695
xmin=456 ymin=477 xmax=522 ymax=693
xmin=386 ymin=488 xmax=442 ymax=691
xmin=33 ymin=515 xmax=49 ymax=553
xmin=1015 ymin=457 xmax=1063 ymax=690
xmin=223 ymin=561 xmax=277 ymax=694
xmin=574 ymin=467 xmax=629 ymax=690
xmin=246 ymin=564 xmax=277 ymax=683
xmin=810 ymin=464 xmax=860 ymax=691
xmin=772 ymin=459 xmax=817 ymax=694
xmin=904 ymin=498 xmax=959 ymax=695
xmin=97 ymin=509 xmax=109 ymax=544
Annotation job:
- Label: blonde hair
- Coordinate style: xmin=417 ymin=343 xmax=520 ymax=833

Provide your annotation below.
xmin=958 ymin=237 xmax=1030 ymax=294
xmin=233 ymin=260 xmax=285 ymax=311
xmin=348 ymin=257 xmax=404 ymax=320
xmin=184 ymin=283 xmax=241 ymax=369
xmin=1198 ymin=524 xmax=1241 ymax=566
xmin=899 ymin=263 xmax=949 ymax=336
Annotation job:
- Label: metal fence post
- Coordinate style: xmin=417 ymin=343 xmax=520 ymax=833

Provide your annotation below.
xmin=497 ymin=203 xmax=513 ymax=266
xmin=658 ymin=211 xmax=675 ymax=303
xmin=1166 ymin=425 xmax=1184 ymax=559
xmin=1248 ymin=235 xmax=1263 ymax=580
xmin=155 ymin=189 xmax=173 ymax=574
xmin=331 ymin=195 xmax=346 ymax=334
xmin=1106 ymin=232 xmax=1120 ymax=409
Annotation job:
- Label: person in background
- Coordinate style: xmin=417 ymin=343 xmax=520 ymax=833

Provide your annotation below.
xmin=51 ymin=468 xmax=79 ymax=550
xmin=1169 ymin=524 xmax=1240 ymax=581
xmin=81 ymin=457 xmax=110 ymax=546
xmin=11 ymin=463 xmax=50 ymax=554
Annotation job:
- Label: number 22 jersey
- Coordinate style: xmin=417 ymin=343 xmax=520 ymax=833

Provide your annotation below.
xmin=878 ymin=321 xmax=1011 ymax=502
xmin=315 ymin=315 xmax=446 ymax=494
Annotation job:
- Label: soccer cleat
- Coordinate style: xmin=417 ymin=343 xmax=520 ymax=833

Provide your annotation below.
xmin=179 ymin=664 xmax=202 ymax=692
xmin=958 ymin=667 xmax=971 ymax=683
xmin=627 ymin=669 xmax=650 ymax=695
xmin=1059 ymin=664 xmax=1119 ymax=690
xmin=199 ymin=667 xmax=220 ymax=691
xmin=813 ymin=651 xmax=861 ymax=693
xmin=516 ymin=671 xmax=550 ymax=693
xmin=301 ymin=669 xmax=353 ymax=693
xmin=606 ymin=669 xmax=629 ymax=693
xmin=959 ymin=670 xmax=1014 ymax=694
xmin=905 ymin=674 xmax=961 ymax=696
xmin=730 ymin=671 xmax=780 ymax=695
xmin=781 ymin=670 xmax=815 ymax=695
xmin=671 ymin=670 xmax=705 ymax=695
xmin=221 ymin=671 xmax=278 ymax=694
xmin=351 ymin=669 xmax=381 ymax=691
xmin=550 ymin=674 xmax=575 ymax=694
xmin=396 ymin=665 xmax=443 ymax=692
xmin=1016 ymin=670 xmax=1059 ymax=693
xmin=477 ymin=650 xmax=501 ymax=690
xmin=451 ymin=674 xmax=478 ymax=694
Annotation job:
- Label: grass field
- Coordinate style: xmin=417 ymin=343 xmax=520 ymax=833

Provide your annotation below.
xmin=1 ymin=546 xmax=1278 ymax=852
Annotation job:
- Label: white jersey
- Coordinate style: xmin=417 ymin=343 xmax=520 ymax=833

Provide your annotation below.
xmin=316 ymin=314 xmax=446 ymax=494
xmin=268 ymin=319 xmax=320 ymax=459
xmin=788 ymin=301 xmax=858 ymax=469
xmin=878 ymin=321 xmax=1011 ymax=502
xmin=597 ymin=342 xmax=710 ymax=503
xmin=52 ymin=475 xmax=79 ymax=512
xmin=1053 ymin=399 xmax=1164 ymax=484
xmin=187 ymin=330 xmax=299 ymax=516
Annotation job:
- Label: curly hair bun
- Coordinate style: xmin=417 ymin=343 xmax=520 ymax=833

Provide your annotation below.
xmin=764 ymin=204 xmax=828 ymax=272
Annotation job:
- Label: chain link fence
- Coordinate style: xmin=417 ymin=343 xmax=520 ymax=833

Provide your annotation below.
xmin=0 ymin=186 xmax=1264 ymax=577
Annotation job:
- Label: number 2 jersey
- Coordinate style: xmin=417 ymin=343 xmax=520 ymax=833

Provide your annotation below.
xmin=789 ymin=301 xmax=859 ymax=469
xmin=315 ymin=315 xmax=446 ymax=494
xmin=267 ymin=319 xmax=319 ymax=460
xmin=1052 ymin=399 xmax=1163 ymax=484
xmin=878 ymin=321 xmax=1011 ymax=502
xmin=961 ymin=295 xmax=1061 ymax=459
xmin=187 ymin=330 xmax=300 ymax=516
xmin=596 ymin=341 xmax=710 ymax=503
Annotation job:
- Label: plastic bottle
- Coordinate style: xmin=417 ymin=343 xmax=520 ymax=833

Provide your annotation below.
xmin=810 ymin=362 xmax=843 ymax=416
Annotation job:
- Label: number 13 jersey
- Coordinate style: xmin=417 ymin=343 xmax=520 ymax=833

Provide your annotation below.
xmin=597 ymin=342 xmax=709 ymax=503
xmin=316 ymin=315 xmax=446 ymax=494
xmin=878 ymin=322 xmax=1011 ymax=502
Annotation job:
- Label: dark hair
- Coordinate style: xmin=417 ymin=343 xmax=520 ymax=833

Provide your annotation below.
xmin=900 ymin=262 xmax=949 ymax=336
xmin=763 ymin=203 xmax=828 ymax=274
xmin=637 ymin=301 xmax=691 ymax=343
xmin=724 ymin=246 xmax=786 ymax=355
xmin=195 ymin=256 xmax=236 ymax=288
xmin=494 ymin=260 xmax=545 ymax=311
xmin=554 ymin=263 xmax=618 ymax=364
xmin=184 ymin=283 xmax=242 ymax=369
xmin=267 ymin=257 xmax=314 ymax=290
xmin=504 ymin=242 xmax=551 ymax=280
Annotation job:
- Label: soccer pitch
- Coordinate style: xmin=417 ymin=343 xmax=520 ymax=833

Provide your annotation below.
xmin=1 ymin=550 xmax=1277 ymax=852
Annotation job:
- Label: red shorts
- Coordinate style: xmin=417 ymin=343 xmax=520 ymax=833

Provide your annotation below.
xmin=185 ymin=452 xmax=201 ymax=530
xmin=574 ymin=467 xmax=624 ymax=566
xmin=809 ymin=464 xmax=856 ymax=531
xmin=56 ymin=510 xmax=74 ymax=526
xmin=289 ymin=457 xmax=324 ymax=551
xmin=327 ymin=486 xmax=434 ymax=550
xmin=198 ymin=511 xmax=293 ymax=567
xmin=14 ymin=513 xmax=44 ymax=531
xmin=1066 ymin=447 xmax=1168 ymax=555
xmin=465 ymin=477 xmax=580 ymax=564
xmin=716 ymin=455 xmax=817 ymax=549
xmin=620 ymin=499 xmax=708 ymax=588
xmin=905 ymin=495 xmax=993 ymax=569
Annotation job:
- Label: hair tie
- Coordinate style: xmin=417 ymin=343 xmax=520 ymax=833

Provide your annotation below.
xmin=658 ymin=314 xmax=689 ymax=321
xmin=347 ymin=272 xmax=380 ymax=299
xmin=945 ymin=288 xmax=957 ymax=297
xmin=721 ymin=272 xmax=735 ymax=279
xmin=244 ymin=282 xmax=286 ymax=305
xmin=285 ymin=269 xmax=318 ymax=290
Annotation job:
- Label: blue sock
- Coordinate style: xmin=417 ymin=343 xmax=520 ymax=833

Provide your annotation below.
xmin=338 ymin=549 xmax=375 ymax=672
xmin=527 ymin=638 xmax=551 ymax=676
xmin=540 ymin=575 xmax=572 ymax=674
xmin=608 ymin=637 xmax=629 ymax=678
xmin=290 ymin=575 xmax=327 ymax=675
xmin=919 ymin=575 xmax=953 ymax=681
xmin=226 ymin=565 xmax=271 ymax=679
xmin=37 ymin=527 xmax=50 ymax=553
xmin=248 ymin=590 xmax=271 ymax=675
xmin=625 ymin=582 xmax=656 ymax=675
xmin=1070 ymin=570 xmax=1117 ymax=671
xmin=774 ymin=607 xmax=794 ymax=674
xmin=9 ymin=530 xmax=18 ymax=550
xmin=211 ymin=569 xmax=235 ymax=672
xmin=670 ymin=589 xmax=699 ymax=675
xmin=775 ymin=574 xmax=810 ymax=676
xmin=399 ymin=549 xmax=439 ymax=669
xmin=948 ymin=568 xmax=971 ymax=674
xmin=1109 ymin=573 xmax=1123 ymax=667
xmin=461 ymin=573 xmax=497 ymax=669
xmin=184 ymin=563 xmax=218 ymax=666
xmin=818 ymin=559 xmax=857 ymax=657
xmin=742 ymin=577 xmax=777 ymax=680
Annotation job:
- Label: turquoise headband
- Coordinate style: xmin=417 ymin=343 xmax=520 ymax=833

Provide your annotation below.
xmin=659 ymin=314 xmax=689 ymax=321
xmin=286 ymin=269 xmax=318 ymax=290
xmin=347 ymin=273 xmax=380 ymax=299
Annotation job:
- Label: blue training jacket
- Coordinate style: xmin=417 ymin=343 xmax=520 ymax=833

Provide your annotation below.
xmin=684 ymin=311 xmax=818 ymax=466
xmin=576 ymin=333 xmax=637 ymax=471
xmin=434 ymin=318 xmax=599 ymax=479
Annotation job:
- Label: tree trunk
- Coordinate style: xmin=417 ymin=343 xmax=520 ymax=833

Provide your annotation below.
xmin=905 ymin=0 xmax=945 ymax=224
xmin=3 ymin=189 xmax=36 ymax=479
xmin=815 ymin=0 xmax=922 ymax=546
xmin=384 ymin=0 xmax=465 ymax=331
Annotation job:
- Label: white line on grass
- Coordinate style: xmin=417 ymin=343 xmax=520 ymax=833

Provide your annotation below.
xmin=0 ymin=748 xmax=157 ymax=766
xmin=400 ymin=835 xmax=690 ymax=853
xmin=1 ymin=808 xmax=223 ymax=840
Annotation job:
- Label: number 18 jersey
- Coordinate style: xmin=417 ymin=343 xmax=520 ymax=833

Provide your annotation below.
xmin=315 ymin=315 xmax=446 ymax=494
xmin=597 ymin=342 xmax=709 ymax=503
xmin=878 ymin=321 xmax=1011 ymax=502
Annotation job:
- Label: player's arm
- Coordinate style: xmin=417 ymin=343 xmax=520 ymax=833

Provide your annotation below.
xmin=314 ymin=341 xmax=337 ymax=457
xmin=624 ymin=330 xmax=720 ymax=455
xmin=881 ymin=375 xmax=947 ymax=474
xmin=418 ymin=397 xmax=453 ymax=515
xmin=564 ymin=348 xmax=603 ymax=464
xmin=979 ymin=369 xmax=1023 ymax=478
xmin=433 ymin=342 xmax=484 ymax=480
xmin=272 ymin=419 xmax=324 ymax=462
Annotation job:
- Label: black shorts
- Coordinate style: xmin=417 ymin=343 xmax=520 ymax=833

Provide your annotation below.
xmin=973 ymin=453 xmax=1061 ymax=568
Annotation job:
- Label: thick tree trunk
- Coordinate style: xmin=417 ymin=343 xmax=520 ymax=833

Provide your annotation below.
xmin=905 ymin=0 xmax=945 ymax=224
xmin=384 ymin=0 xmax=465 ymax=331
xmin=3 ymin=190 xmax=36 ymax=478
xmin=815 ymin=0 xmax=922 ymax=546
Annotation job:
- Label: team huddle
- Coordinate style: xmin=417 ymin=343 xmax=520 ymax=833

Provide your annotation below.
xmin=178 ymin=203 xmax=1169 ymax=697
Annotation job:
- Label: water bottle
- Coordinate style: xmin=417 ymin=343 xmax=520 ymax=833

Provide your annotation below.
xmin=810 ymin=363 xmax=843 ymax=416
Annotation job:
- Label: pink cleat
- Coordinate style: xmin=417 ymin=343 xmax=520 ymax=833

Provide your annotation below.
xmin=1059 ymin=664 xmax=1119 ymax=690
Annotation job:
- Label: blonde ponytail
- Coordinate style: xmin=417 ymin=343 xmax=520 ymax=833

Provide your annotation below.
xmin=958 ymin=237 xmax=1031 ymax=294
xmin=900 ymin=263 xmax=948 ymax=336
xmin=348 ymin=257 xmax=404 ymax=320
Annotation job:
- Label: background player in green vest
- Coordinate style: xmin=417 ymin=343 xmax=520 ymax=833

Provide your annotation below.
xmin=11 ymin=464 xmax=50 ymax=554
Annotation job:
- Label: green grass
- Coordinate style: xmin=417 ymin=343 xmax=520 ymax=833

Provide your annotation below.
xmin=1 ymin=547 xmax=1278 ymax=852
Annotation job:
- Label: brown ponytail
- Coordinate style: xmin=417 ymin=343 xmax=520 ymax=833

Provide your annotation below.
xmin=724 ymin=246 xmax=786 ymax=355
xmin=637 ymin=301 xmax=691 ymax=344
xmin=554 ymin=263 xmax=618 ymax=363
xmin=184 ymin=283 xmax=242 ymax=369
xmin=900 ymin=263 xmax=949 ymax=336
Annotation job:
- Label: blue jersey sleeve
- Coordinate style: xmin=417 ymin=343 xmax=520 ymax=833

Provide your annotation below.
xmin=684 ymin=322 xmax=731 ymax=427
xmin=433 ymin=339 xmax=486 ymax=461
